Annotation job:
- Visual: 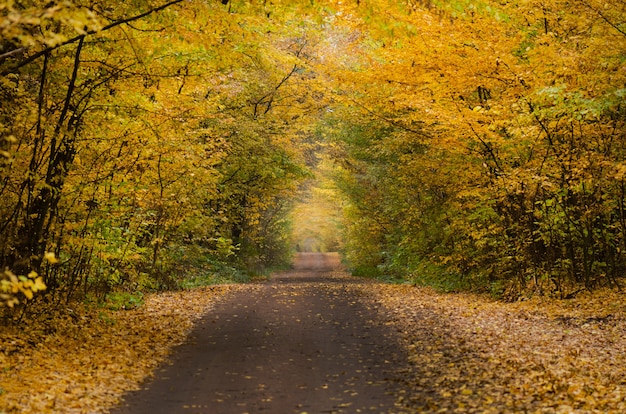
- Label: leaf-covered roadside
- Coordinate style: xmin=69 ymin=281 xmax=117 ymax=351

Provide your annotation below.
xmin=0 ymin=285 xmax=243 ymax=414
xmin=368 ymin=285 xmax=626 ymax=413
xmin=2 ymin=277 xmax=625 ymax=414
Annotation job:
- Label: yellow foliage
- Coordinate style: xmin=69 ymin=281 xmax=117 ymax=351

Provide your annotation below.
xmin=0 ymin=270 xmax=46 ymax=308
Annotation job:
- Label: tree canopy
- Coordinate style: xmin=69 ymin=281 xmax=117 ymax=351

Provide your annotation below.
xmin=1 ymin=0 xmax=625 ymax=311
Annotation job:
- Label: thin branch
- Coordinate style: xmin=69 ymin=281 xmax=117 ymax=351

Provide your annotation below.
xmin=0 ymin=47 xmax=27 ymax=62
xmin=579 ymin=0 xmax=626 ymax=37
xmin=264 ymin=64 xmax=299 ymax=115
xmin=54 ymin=36 xmax=85 ymax=139
xmin=252 ymin=64 xmax=300 ymax=119
xmin=1 ymin=0 xmax=184 ymax=76
xmin=348 ymin=96 xmax=428 ymax=136
xmin=33 ymin=51 xmax=50 ymax=172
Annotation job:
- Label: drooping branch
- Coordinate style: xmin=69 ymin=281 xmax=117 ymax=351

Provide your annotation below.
xmin=0 ymin=0 xmax=185 ymax=76
xmin=579 ymin=0 xmax=626 ymax=37
xmin=347 ymin=96 xmax=429 ymax=137
xmin=252 ymin=64 xmax=300 ymax=119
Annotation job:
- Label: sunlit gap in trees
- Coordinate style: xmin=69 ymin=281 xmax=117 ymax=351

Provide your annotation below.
xmin=290 ymin=179 xmax=344 ymax=254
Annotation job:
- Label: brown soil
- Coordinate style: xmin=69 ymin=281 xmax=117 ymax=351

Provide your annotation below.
xmin=109 ymin=253 xmax=408 ymax=414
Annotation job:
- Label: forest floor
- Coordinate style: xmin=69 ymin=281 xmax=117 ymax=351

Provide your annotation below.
xmin=0 ymin=253 xmax=625 ymax=413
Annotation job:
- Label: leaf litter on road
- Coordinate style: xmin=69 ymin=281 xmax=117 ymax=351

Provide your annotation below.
xmin=366 ymin=284 xmax=626 ymax=413
xmin=0 ymin=285 xmax=245 ymax=414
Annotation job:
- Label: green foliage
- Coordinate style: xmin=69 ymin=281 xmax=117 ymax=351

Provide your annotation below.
xmin=103 ymin=291 xmax=144 ymax=311
xmin=177 ymin=260 xmax=251 ymax=289
xmin=408 ymin=260 xmax=467 ymax=293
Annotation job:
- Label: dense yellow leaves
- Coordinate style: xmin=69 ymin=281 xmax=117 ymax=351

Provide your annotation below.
xmin=0 ymin=270 xmax=45 ymax=307
xmin=0 ymin=0 xmax=330 ymax=306
xmin=321 ymin=0 xmax=626 ymax=295
xmin=0 ymin=0 xmax=622 ymax=304
xmin=0 ymin=1 xmax=103 ymax=49
xmin=0 ymin=252 xmax=57 ymax=307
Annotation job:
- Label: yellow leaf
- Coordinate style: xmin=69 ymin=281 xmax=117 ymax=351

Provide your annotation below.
xmin=44 ymin=251 xmax=59 ymax=264
xmin=32 ymin=277 xmax=47 ymax=292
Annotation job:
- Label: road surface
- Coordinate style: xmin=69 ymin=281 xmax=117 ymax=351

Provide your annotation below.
xmin=110 ymin=252 xmax=407 ymax=414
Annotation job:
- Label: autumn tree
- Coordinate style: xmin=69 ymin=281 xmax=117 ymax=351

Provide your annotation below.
xmin=0 ymin=0 xmax=328 ymax=311
xmin=311 ymin=0 xmax=625 ymax=296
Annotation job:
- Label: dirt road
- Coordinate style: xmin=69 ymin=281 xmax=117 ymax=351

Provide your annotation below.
xmin=110 ymin=253 xmax=407 ymax=414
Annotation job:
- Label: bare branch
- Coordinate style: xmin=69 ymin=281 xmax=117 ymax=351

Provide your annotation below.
xmin=579 ymin=0 xmax=626 ymax=37
xmin=0 ymin=0 xmax=184 ymax=76
xmin=0 ymin=47 xmax=27 ymax=62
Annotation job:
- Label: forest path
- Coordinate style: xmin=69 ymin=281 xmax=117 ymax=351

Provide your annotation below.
xmin=110 ymin=252 xmax=408 ymax=414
